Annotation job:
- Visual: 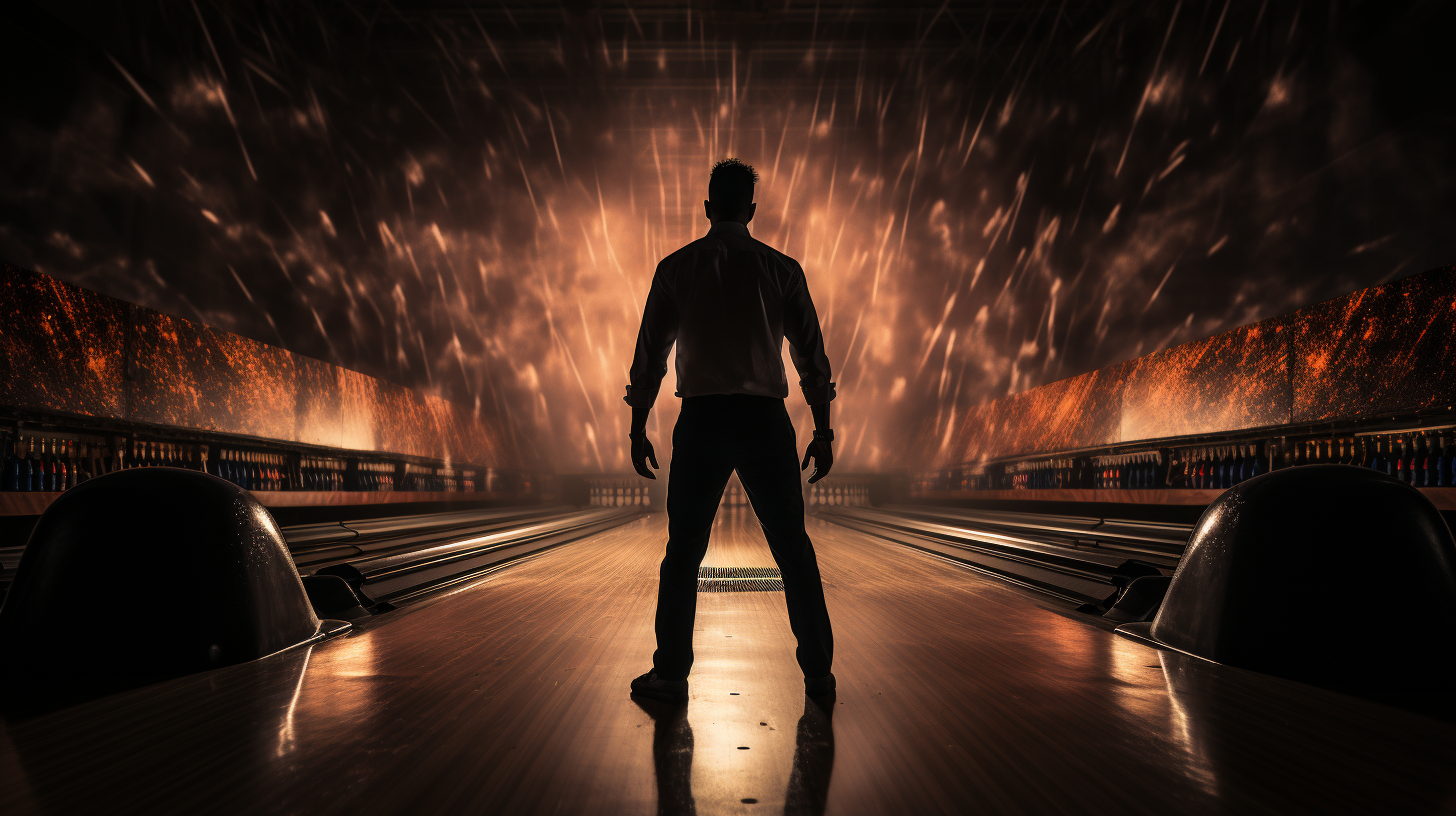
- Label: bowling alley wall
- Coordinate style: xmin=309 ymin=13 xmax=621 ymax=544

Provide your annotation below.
xmin=0 ymin=264 xmax=518 ymax=468
xmin=916 ymin=264 xmax=1456 ymax=468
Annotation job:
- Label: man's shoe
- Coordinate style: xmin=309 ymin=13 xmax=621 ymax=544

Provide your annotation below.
xmin=631 ymin=670 xmax=688 ymax=703
xmin=805 ymin=673 xmax=836 ymax=697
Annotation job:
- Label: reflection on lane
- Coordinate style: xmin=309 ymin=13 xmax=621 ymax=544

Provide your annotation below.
xmin=1 ymin=643 xmax=319 ymax=813
xmin=1156 ymin=650 xmax=1220 ymax=800
xmin=275 ymin=646 xmax=312 ymax=759
xmin=1154 ymin=648 xmax=1456 ymax=814
xmin=636 ymin=695 xmax=835 ymax=816
xmin=783 ymin=697 xmax=835 ymax=816
xmin=635 ymin=699 xmax=696 ymax=816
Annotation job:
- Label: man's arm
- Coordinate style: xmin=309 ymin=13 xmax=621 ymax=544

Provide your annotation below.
xmin=625 ymin=268 xmax=676 ymax=479
xmin=810 ymin=403 xmax=830 ymax=436
xmin=629 ymin=402 xmax=659 ymax=480
xmin=630 ymin=402 xmax=652 ymax=436
xmin=800 ymin=402 xmax=833 ymax=483
xmin=783 ymin=261 xmax=836 ymax=483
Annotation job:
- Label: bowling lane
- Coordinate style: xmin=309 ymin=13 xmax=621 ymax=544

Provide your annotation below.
xmin=2 ymin=514 xmax=1454 ymax=815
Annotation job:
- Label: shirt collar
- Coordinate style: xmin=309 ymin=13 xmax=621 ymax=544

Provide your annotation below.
xmin=708 ymin=221 xmax=750 ymax=237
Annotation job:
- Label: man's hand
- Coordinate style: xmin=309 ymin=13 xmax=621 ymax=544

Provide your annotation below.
xmin=631 ymin=434 xmax=660 ymax=480
xmin=801 ymin=436 xmax=833 ymax=484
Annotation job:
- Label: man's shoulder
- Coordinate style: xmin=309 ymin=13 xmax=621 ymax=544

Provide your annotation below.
xmin=656 ymin=231 xmax=802 ymax=274
xmin=742 ymin=235 xmax=803 ymax=272
xmin=654 ymin=240 xmax=707 ymax=274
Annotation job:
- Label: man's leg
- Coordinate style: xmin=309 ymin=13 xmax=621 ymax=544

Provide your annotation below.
xmin=653 ymin=401 xmax=734 ymax=681
xmin=735 ymin=401 xmax=834 ymax=680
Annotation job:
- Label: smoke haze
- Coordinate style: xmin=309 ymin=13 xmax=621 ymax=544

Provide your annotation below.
xmin=3 ymin=1 xmax=1454 ymax=471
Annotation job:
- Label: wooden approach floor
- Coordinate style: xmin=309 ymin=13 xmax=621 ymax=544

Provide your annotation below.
xmin=2 ymin=507 xmax=1455 ymax=815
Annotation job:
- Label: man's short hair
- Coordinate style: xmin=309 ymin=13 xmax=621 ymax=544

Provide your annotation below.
xmin=708 ymin=158 xmax=758 ymax=217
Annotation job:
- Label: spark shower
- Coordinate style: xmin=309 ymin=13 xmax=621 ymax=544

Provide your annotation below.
xmin=3 ymin=1 xmax=1453 ymax=471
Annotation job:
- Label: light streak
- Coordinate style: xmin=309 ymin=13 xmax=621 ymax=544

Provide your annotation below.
xmin=8 ymin=2 xmax=1448 ymax=476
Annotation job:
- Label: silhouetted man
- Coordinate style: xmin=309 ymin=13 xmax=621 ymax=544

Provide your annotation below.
xmin=627 ymin=158 xmax=837 ymax=704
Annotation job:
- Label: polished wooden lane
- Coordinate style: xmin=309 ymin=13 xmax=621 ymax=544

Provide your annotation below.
xmin=917 ymin=486 xmax=1456 ymax=510
xmin=1 ymin=513 xmax=1454 ymax=814
xmin=0 ymin=489 xmax=540 ymax=517
xmin=704 ymin=504 xmax=780 ymax=568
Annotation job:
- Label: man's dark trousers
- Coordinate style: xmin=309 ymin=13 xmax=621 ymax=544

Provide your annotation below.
xmin=653 ymin=394 xmax=834 ymax=681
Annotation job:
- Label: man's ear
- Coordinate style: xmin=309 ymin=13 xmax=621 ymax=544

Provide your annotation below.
xmin=745 ymin=202 xmax=756 ymax=225
xmin=704 ymin=199 xmax=713 ymax=221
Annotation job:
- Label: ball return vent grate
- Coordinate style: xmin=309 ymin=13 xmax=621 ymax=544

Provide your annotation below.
xmin=697 ymin=566 xmax=784 ymax=592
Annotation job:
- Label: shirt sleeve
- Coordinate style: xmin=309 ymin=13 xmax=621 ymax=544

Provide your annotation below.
xmin=782 ymin=260 xmax=837 ymax=405
xmin=624 ymin=263 xmax=678 ymax=408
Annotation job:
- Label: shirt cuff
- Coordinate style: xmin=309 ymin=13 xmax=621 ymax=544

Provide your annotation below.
xmin=801 ymin=381 xmax=837 ymax=405
xmin=623 ymin=384 xmax=660 ymax=408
